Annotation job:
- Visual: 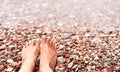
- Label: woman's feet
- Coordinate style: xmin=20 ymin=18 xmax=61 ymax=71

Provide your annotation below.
xmin=19 ymin=38 xmax=57 ymax=72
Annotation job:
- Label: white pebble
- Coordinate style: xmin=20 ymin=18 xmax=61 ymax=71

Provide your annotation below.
xmin=6 ymin=67 xmax=13 ymax=71
xmin=7 ymin=59 xmax=14 ymax=63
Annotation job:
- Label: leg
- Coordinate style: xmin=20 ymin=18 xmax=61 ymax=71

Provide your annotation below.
xmin=19 ymin=40 xmax=40 ymax=72
xmin=39 ymin=38 xmax=57 ymax=72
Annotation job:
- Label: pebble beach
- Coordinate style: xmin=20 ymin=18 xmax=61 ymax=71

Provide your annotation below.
xmin=0 ymin=0 xmax=120 ymax=72
xmin=0 ymin=26 xmax=120 ymax=72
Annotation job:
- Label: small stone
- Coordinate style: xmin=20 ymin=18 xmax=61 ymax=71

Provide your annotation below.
xmin=0 ymin=45 xmax=6 ymax=50
xmin=85 ymin=33 xmax=90 ymax=37
xmin=13 ymin=37 xmax=19 ymax=43
xmin=104 ymin=62 xmax=110 ymax=66
xmin=92 ymin=38 xmax=102 ymax=43
xmin=57 ymin=56 xmax=65 ymax=63
xmin=7 ymin=59 xmax=14 ymax=63
xmin=9 ymin=45 xmax=15 ymax=48
xmin=91 ymin=61 xmax=99 ymax=65
xmin=59 ymin=45 xmax=65 ymax=50
xmin=41 ymin=34 xmax=47 ymax=38
xmin=67 ymin=62 xmax=73 ymax=68
xmin=61 ymin=33 xmax=71 ymax=39
xmin=36 ymin=29 xmax=41 ymax=34
xmin=94 ymin=56 xmax=99 ymax=60
xmin=114 ymin=49 xmax=119 ymax=55
xmin=0 ymin=36 xmax=4 ymax=41
xmin=70 ymin=55 xmax=79 ymax=60
xmin=12 ymin=62 xmax=18 ymax=66
xmin=72 ymin=64 xmax=78 ymax=69
xmin=57 ymin=22 xmax=63 ymax=26
xmin=6 ymin=67 xmax=13 ymax=71
xmin=110 ymin=33 xmax=116 ymax=36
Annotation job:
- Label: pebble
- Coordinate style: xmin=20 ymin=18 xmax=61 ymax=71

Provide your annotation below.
xmin=67 ymin=61 xmax=74 ymax=68
xmin=91 ymin=61 xmax=99 ymax=65
xmin=70 ymin=55 xmax=79 ymax=60
xmin=85 ymin=33 xmax=90 ymax=37
xmin=92 ymin=38 xmax=102 ymax=43
xmin=36 ymin=29 xmax=41 ymax=34
xmin=41 ymin=34 xmax=47 ymax=38
xmin=72 ymin=64 xmax=78 ymax=69
xmin=13 ymin=37 xmax=19 ymax=43
xmin=6 ymin=67 xmax=13 ymax=71
xmin=0 ymin=36 xmax=4 ymax=41
xmin=94 ymin=56 xmax=99 ymax=60
xmin=57 ymin=56 xmax=65 ymax=63
xmin=0 ymin=45 xmax=6 ymax=50
xmin=59 ymin=45 xmax=65 ymax=50
xmin=7 ymin=59 xmax=14 ymax=63
xmin=9 ymin=45 xmax=16 ymax=48
xmin=104 ymin=62 xmax=110 ymax=66
xmin=12 ymin=62 xmax=18 ymax=66
xmin=61 ymin=33 xmax=71 ymax=39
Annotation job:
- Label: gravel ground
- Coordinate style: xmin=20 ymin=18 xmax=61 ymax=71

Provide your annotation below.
xmin=0 ymin=26 xmax=120 ymax=72
xmin=0 ymin=0 xmax=120 ymax=72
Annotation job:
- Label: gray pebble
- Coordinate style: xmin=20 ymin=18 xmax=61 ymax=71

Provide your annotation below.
xmin=104 ymin=62 xmax=110 ymax=66
xmin=59 ymin=45 xmax=65 ymax=50
xmin=91 ymin=61 xmax=99 ymax=65
xmin=72 ymin=64 xmax=78 ymax=69
xmin=57 ymin=56 xmax=65 ymax=63
xmin=61 ymin=33 xmax=71 ymax=39
xmin=67 ymin=61 xmax=73 ymax=68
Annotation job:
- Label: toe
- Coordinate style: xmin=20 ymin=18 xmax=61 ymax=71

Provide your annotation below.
xmin=50 ymin=40 xmax=54 ymax=48
xmin=47 ymin=38 xmax=52 ymax=48
xmin=35 ymin=41 xmax=40 ymax=47
xmin=40 ymin=38 xmax=46 ymax=47
xmin=26 ymin=42 xmax=29 ymax=46
xmin=29 ymin=40 xmax=35 ymax=46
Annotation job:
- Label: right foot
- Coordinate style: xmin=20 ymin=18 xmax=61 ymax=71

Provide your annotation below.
xmin=39 ymin=38 xmax=57 ymax=71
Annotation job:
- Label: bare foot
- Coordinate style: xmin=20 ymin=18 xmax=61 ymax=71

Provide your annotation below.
xmin=19 ymin=40 xmax=40 ymax=72
xmin=39 ymin=38 xmax=57 ymax=72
